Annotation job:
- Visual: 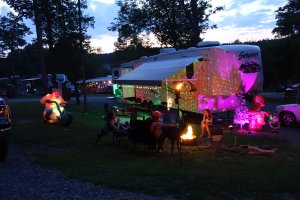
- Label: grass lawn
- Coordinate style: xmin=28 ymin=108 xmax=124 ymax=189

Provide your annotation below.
xmin=7 ymin=98 xmax=300 ymax=200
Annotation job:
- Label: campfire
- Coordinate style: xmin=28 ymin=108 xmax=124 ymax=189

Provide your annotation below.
xmin=180 ymin=125 xmax=197 ymax=146
xmin=180 ymin=125 xmax=196 ymax=140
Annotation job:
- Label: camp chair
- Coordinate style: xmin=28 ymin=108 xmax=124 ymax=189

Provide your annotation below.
xmin=211 ymin=128 xmax=223 ymax=153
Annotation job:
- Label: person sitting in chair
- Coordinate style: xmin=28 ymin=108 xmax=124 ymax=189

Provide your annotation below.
xmin=200 ymin=109 xmax=213 ymax=139
xmin=95 ymin=112 xmax=128 ymax=145
xmin=107 ymin=112 xmax=128 ymax=136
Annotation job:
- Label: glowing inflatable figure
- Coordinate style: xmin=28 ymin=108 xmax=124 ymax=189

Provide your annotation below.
xmin=248 ymin=94 xmax=270 ymax=131
xmin=40 ymin=91 xmax=72 ymax=126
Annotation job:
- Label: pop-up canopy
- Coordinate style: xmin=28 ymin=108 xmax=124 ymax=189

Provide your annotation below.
xmin=114 ymin=56 xmax=203 ymax=86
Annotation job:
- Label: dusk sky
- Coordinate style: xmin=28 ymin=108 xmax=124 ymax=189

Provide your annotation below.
xmin=0 ymin=0 xmax=288 ymax=53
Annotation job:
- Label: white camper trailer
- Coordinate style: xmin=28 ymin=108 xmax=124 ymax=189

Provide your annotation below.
xmin=113 ymin=42 xmax=263 ymax=113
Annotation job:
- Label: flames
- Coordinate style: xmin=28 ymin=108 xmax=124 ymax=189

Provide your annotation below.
xmin=180 ymin=125 xmax=196 ymax=140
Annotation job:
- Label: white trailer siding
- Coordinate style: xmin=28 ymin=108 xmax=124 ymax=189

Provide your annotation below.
xmin=115 ymin=44 xmax=263 ymax=113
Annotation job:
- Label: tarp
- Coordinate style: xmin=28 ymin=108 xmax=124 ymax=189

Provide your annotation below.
xmin=114 ymin=56 xmax=202 ymax=86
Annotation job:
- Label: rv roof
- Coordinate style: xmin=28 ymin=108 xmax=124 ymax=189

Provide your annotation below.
xmin=120 ymin=44 xmax=260 ymax=68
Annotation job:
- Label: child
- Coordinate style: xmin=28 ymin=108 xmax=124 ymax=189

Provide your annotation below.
xmin=150 ymin=111 xmax=177 ymax=152
xmin=200 ymin=109 xmax=212 ymax=139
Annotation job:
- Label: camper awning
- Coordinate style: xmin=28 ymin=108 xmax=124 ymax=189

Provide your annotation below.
xmin=114 ymin=56 xmax=202 ymax=86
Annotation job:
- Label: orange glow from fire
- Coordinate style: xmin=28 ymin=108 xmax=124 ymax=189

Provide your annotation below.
xmin=180 ymin=125 xmax=196 ymax=140
xmin=175 ymin=82 xmax=184 ymax=91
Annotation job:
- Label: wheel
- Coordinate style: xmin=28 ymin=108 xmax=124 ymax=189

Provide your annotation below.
xmin=280 ymin=111 xmax=296 ymax=126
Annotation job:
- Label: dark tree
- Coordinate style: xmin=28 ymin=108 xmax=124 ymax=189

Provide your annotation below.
xmin=272 ymin=0 xmax=300 ymax=38
xmin=0 ymin=12 xmax=31 ymax=80
xmin=3 ymin=0 xmax=95 ymax=87
xmin=109 ymin=0 xmax=223 ymax=49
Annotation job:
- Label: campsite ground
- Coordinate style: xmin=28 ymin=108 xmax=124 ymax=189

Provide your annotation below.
xmin=2 ymin=92 xmax=300 ymax=199
xmin=7 ymin=92 xmax=300 ymax=146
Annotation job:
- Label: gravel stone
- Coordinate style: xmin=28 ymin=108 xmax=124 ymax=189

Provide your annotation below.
xmin=0 ymin=144 xmax=174 ymax=200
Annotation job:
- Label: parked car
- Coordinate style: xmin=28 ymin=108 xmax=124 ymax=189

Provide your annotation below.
xmin=285 ymin=83 xmax=300 ymax=99
xmin=0 ymin=97 xmax=11 ymax=162
xmin=275 ymin=104 xmax=300 ymax=126
xmin=0 ymin=97 xmax=11 ymax=131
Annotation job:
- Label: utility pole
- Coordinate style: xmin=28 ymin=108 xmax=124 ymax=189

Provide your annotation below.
xmin=78 ymin=0 xmax=87 ymax=112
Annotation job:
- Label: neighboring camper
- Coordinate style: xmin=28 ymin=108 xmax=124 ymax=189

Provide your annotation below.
xmin=113 ymin=42 xmax=263 ymax=113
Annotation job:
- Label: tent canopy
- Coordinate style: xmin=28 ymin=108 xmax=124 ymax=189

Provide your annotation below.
xmin=114 ymin=56 xmax=202 ymax=86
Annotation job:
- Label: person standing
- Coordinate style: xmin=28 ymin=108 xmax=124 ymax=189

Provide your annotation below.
xmin=200 ymin=109 xmax=213 ymax=139
xmin=150 ymin=111 xmax=177 ymax=152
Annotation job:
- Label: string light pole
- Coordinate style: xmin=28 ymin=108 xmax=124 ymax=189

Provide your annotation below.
xmin=174 ymin=82 xmax=184 ymax=121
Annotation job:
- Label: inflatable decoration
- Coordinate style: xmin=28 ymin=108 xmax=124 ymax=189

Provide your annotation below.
xmin=248 ymin=94 xmax=270 ymax=131
xmin=269 ymin=115 xmax=280 ymax=132
xmin=40 ymin=91 xmax=72 ymax=126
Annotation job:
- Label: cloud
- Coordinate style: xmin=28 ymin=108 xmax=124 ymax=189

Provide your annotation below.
xmin=208 ymin=0 xmax=288 ymax=38
xmin=91 ymin=0 xmax=115 ymax=4
xmin=202 ymin=26 xmax=276 ymax=43
xmin=0 ymin=1 xmax=11 ymax=15
xmin=217 ymin=10 xmax=275 ymax=29
xmin=90 ymin=34 xmax=118 ymax=53
xmin=261 ymin=0 xmax=287 ymax=6
xmin=89 ymin=0 xmax=115 ymax=11
xmin=210 ymin=0 xmax=287 ymax=23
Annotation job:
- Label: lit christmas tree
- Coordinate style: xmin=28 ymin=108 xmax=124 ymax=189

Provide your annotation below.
xmin=234 ymin=92 xmax=249 ymax=131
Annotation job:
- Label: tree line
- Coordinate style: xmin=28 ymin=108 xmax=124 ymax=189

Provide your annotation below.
xmin=0 ymin=0 xmax=102 ymax=88
xmin=1 ymin=0 xmax=299 ymax=90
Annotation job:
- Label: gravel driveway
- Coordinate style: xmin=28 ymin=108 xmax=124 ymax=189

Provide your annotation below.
xmin=0 ymin=144 xmax=174 ymax=200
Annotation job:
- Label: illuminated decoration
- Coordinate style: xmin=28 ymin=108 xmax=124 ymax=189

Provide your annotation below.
xmin=198 ymin=94 xmax=237 ymax=112
xmin=40 ymin=92 xmax=66 ymax=124
xmin=248 ymin=94 xmax=270 ymax=131
xmin=0 ymin=97 xmax=12 ymax=132
xmin=114 ymin=44 xmax=263 ymax=114
xmin=269 ymin=115 xmax=280 ymax=132
xmin=167 ymin=98 xmax=173 ymax=110
xmin=228 ymin=125 xmax=234 ymax=133
xmin=113 ymin=85 xmax=123 ymax=97
xmin=56 ymin=74 xmax=68 ymax=95
xmin=233 ymin=92 xmax=249 ymax=131
xmin=173 ymin=81 xmax=185 ymax=119
xmin=180 ymin=125 xmax=196 ymax=140
xmin=175 ymin=82 xmax=184 ymax=91
xmin=77 ymin=76 xmax=113 ymax=94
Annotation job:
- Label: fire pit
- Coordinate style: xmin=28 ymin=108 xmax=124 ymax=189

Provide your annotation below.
xmin=179 ymin=125 xmax=197 ymax=165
